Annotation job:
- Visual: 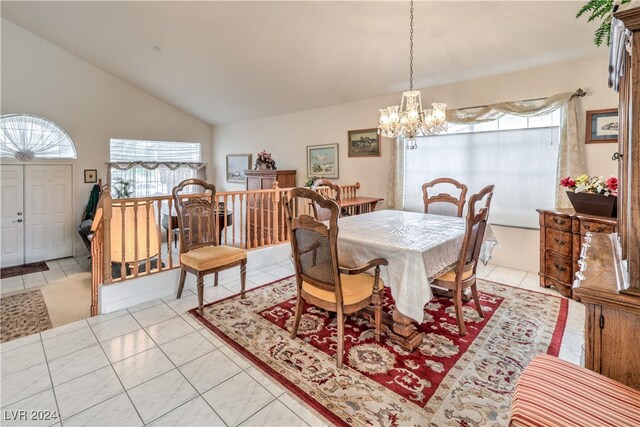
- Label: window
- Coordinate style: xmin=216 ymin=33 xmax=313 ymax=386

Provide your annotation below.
xmin=0 ymin=114 xmax=76 ymax=160
xmin=404 ymin=110 xmax=561 ymax=228
xmin=109 ymin=139 xmax=204 ymax=198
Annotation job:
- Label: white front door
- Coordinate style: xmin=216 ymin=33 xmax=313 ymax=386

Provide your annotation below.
xmin=1 ymin=165 xmax=25 ymax=267
xmin=24 ymin=165 xmax=73 ymax=262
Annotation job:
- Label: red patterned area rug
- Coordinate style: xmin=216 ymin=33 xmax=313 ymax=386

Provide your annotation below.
xmin=190 ymin=277 xmax=567 ymax=426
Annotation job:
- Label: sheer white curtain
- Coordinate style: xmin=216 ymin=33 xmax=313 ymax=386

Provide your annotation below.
xmin=0 ymin=114 xmax=76 ymax=160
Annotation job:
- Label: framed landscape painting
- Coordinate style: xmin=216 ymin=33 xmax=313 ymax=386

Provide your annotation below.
xmin=348 ymin=128 xmax=381 ymax=157
xmin=226 ymin=154 xmax=251 ymax=183
xmin=307 ymin=144 xmax=338 ymax=179
xmin=586 ymin=108 xmax=618 ymax=144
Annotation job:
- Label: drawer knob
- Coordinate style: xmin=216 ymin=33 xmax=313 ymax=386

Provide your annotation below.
xmin=553 ymin=218 xmax=567 ymax=225
xmin=553 ymin=237 xmax=567 ymax=246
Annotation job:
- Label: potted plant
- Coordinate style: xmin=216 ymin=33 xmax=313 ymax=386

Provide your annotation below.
xmin=112 ymin=178 xmax=135 ymax=199
xmin=254 ymin=150 xmax=277 ymax=170
xmin=560 ymin=174 xmax=618 ymax=217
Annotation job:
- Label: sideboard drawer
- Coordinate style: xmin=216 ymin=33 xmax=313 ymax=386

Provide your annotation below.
xmin=580 ymin=220 xmax=615 ymax=235
xmin=544 ymin=213 xmax=572 ymax=232
xmin=545 ymin=228 xmax=572 ymax=256
xmin=544 ymin=252 xmax=573 ymax=283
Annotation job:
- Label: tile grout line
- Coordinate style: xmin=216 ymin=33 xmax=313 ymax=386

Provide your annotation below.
xmin=38 ymin=332 xmax=63 ymax=427
xmin=126 ymin=301 xmax=230 ymax=426
xmin=80 ymin=317 xmax=146 ymax=426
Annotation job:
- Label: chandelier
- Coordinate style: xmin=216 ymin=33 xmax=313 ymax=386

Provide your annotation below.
xmin=378 ymin=0 xmax=447 ymax=150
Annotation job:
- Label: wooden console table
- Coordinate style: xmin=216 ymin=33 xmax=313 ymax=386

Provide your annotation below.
xmin=537 ymin=208 xmax=616 ymax=299
xmin=341 ymin=196 xmax=383 ymax=215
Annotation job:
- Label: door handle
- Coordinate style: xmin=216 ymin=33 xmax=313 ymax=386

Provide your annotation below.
xmin=14 ymin=219 xmax=23 ymax=223
xmin=17 ymin=212 xmax=22 ymax=216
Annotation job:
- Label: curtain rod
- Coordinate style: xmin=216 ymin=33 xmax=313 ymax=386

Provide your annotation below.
xmin=456 ymin=88 xmax=586 ymax=112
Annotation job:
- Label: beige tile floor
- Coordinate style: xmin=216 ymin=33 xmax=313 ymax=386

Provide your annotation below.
xmin=0 ymin=259 xmax=585 ymax=426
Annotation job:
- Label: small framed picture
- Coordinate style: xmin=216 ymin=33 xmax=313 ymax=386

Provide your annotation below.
xmin=586 ymin=108 xmax=618 ymax=144
xmin=226 ymin=154 xmax=252 ymax=183
xmin=307 ymin=144 xmax=339 ymax=179
xmin=348 ymin=128 xmax=381 ymax=157
xmin=84 ymin=169 xmax=97 ymax=183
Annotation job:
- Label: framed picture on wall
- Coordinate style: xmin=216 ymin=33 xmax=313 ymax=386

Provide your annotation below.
xmin=307 ymin=144 xmax=339 ymax=179
xmin=226 ymin=154 xmax=252 ymax=183
xmin=347 ymin=128 xmax=381 ymax=157
xmin=586 ymin=108 xmax=619 ymax=143
xmin=84 ymin=169 xmax=97 ymax=183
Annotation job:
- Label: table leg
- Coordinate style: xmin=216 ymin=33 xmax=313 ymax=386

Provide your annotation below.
xmin=362 ymin=307 xmax=423 ymax=352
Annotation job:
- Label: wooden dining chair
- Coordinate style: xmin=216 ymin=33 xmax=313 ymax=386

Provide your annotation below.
xmin=284 ymin=187 xmax=388 ymax=368
xmin=431 ymin=184 xmax=494 ymax=336
xmin=422 ymin=178 xmax=468 ymax=217
xmin=173 ymin=179 xmax=247 ymax=315
xmin=310 ymin=178 xmax=342 ymax=221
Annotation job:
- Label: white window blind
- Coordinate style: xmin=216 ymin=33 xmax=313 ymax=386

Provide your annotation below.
xmin=404 ymin=112 xmax=560 ymax=229
xmin=109 ymin=139 xmax=200 ymax=162
xmin=109 ymin=139 xmax=203 ymax=198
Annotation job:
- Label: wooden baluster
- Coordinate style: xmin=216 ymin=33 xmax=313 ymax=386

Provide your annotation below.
xmin=120 ymin=203 xmax=126 ymax=280
xmin=167 ymin=198 xmax=174 ymax=269
xmin=231 ymin=194 xmax=236 ymax=247
xmin=156 ymin=200 xmax=162 ymax=272
xmin=257 ymin=193 xmax=264 ymax=247
xmin=223 ymin=194 xmax=229 ymax=246
xmin=238 ymin=194 xmax=242 ymax=249
xmin=145 ymin=201 xmax=151 ymax=274
xmin=133 ymin=202 xmax=139 ymax=277
xmin=252 ymin=193 xmax=258 ymax=249
xmin=272 ymin=182 xmax=280 ymax=245
xmin=103 ymin=193 xmax=112 ymax=284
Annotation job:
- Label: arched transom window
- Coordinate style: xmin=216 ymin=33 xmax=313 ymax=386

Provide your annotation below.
xmin=0 ymin=114 xmax=76 ymax=161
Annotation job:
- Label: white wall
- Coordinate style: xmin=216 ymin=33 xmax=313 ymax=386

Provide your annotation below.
xmin=212 ymin=54 xmax=618 ymax=272
xmin=0 ymin=19 xmax=213 ymax=256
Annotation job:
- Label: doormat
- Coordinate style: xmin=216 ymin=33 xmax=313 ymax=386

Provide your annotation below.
xmin=1 ymin=261 xmax=49 ymax=279
xmin=0 ymin=289 xmax=53 ymax=343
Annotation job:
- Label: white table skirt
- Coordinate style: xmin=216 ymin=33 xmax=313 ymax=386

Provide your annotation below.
xmin=336 ymin=210 xmax=498 ymax=323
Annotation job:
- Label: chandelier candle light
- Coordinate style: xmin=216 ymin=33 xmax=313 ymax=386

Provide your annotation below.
xmin=378 ymin=0 xmax=447 ymax=150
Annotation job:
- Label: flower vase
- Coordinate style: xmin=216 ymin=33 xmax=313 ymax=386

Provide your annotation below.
xmin=257 ymin=163 xmax=267 ymax=170
xmin=566 ymin=191 xmax=617 ymax=217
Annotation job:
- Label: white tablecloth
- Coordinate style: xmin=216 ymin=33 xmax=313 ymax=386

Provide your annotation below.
xmin=336 ymin=210 xmax=498 ymax=323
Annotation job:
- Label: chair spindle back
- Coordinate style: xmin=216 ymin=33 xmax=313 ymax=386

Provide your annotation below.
xmin=310 ymin=179 xmax=342 ymax=221
xmin=422 ymin=178 xmax=468 ymax=217
xmin=172 ymin=179 xmax=218 ymax=253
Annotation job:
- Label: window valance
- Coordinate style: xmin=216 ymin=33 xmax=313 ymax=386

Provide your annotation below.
xmin=446 ymin=89 xmax=585 ymax=124
xmin=107 ymin=161 xmax=207 ymax=171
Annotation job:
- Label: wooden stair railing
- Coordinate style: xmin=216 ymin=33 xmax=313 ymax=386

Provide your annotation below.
xmin=89 ymin=181 xmax=363 ymax=316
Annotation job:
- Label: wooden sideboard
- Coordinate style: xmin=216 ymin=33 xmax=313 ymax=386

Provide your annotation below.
xmin=245 ymin=169 xmax=296 ymax=247
xmin=537 ymin=208 xmax=616 ymax=299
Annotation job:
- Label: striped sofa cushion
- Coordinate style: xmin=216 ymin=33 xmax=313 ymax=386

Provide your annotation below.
xmin=510 ymin=354 xmax=640 ymax=427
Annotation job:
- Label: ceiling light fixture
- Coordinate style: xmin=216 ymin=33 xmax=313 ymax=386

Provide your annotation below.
xmin=378 ymin=0 xmax=447 ymax=150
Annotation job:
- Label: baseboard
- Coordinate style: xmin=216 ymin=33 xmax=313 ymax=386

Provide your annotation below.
xmin=98 ymin=243 xmax=291 ymax=314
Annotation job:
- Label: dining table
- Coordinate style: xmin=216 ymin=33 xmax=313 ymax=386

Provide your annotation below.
xmin=336 ymin=209 xmax=498 ymax=351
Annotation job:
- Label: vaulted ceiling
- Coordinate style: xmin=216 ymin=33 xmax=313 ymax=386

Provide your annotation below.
xmin=1 ymin=1 xmax=600 ymax=125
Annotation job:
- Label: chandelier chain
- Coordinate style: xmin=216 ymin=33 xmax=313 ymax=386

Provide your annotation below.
xmin=409 ymin=0 xmax=414 ymax=91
